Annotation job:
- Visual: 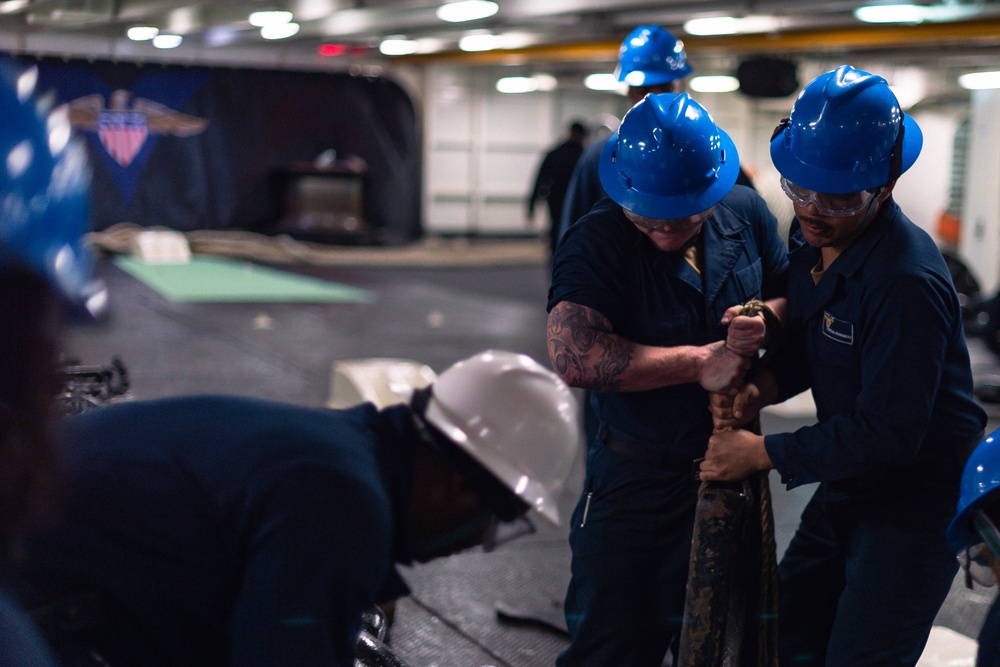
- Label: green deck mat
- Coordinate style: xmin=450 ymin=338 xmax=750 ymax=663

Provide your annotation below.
xmin=113 ymin=255 xmax=375 ymax=303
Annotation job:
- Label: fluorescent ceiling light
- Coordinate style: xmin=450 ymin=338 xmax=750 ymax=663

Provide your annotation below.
xmin=684 ymin=16 xmax=740 ymax=36
xmin=379 ymin=38 xmax=418 ymax=55
xmin=531 ymin=74 xmax=557 ymax=92
xmin=688 ymin=75 xmax=740 ymax=93
xmin=959 ymin=71 xmax=1000 ymax=90
xmin=127 ymin=26 xmax=159 ymax=41
xmin=922 ymin=4 xmax=979 ymax=21
xmin=0 ymin=1 xmax=30 ymax=14
xmin=496 ymin=76 xmax=536 ymax=94
xmin=437 ymin=0 xmax=498 ymax=23
xmin=249 ymin=10 xmax=293 ymax=27
xmin=459 ymin=33 xmax=498 ymax=51
xmin=584 ymin=73 xmax=623 ymax=92
xmin=152 ymin=34 xmax=182 ymax=49
xmin=854 ymin=4 xmax=925 ymax=23
xmin=683 ymin=15 xmax=782 ymax=36
xmin=261 ymin=22 xmax=299 ymax=39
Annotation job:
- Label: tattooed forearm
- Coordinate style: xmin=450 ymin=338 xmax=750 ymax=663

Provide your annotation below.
xmin=547 ymin=301 xmax=634 ymax=391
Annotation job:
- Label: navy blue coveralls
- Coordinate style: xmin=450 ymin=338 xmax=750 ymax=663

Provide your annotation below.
xmin=0 ymin=590 xmax=56 ymax=667
xmin=764 ymin=200 xmax=987 ymax=666
xmin=548 ymin=187 xmax=789 ymax=667
xmin=15 ymin=396 xmax=414 ymax=667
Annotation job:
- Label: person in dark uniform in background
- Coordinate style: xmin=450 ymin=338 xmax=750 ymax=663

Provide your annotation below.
xmin=547 ymin=91 xmax=788 ymax=667
xmin=702 ymin=65 xmax=988 ymax=667
xmin=558 ymin=24 xmax=757 ymax=242
xmin=557 ymin=25 xmax=693 ymax=242
xmin=948 ymin=427 xmax=1000 ymax=667
xmin=0 ymin=59 xmax=103 ymax=667
xmin=527 ymin=120 xmax=588 ymax=255
xmin=13 ymin=351 xmax=582 ymax=667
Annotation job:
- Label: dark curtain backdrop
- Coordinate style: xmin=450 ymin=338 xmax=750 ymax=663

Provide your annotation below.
xmin=11 ymin=55 xmax=422 ymax=243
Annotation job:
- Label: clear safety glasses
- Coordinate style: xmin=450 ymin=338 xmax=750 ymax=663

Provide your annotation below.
xmin=627 ymin=207 xmax=715 ymax=232
xmin=780 ymin=177 xmax=877 ymax=217
xmin=958 ymin=542 xmax=997 ymax=588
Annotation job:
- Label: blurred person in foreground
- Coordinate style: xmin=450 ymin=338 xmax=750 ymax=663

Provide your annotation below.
xmin=0 ymin=58 xmax=104 ymax=666
xmin=13 ymin=350 xmax=582 ymax=667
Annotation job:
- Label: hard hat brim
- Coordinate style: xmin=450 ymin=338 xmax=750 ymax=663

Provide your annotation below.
xmin=425 ymin=397 xmax=565 ymax=526
xmin=614 ymin=63 xmax=694 ymax=87
xmin=770 ymin=113 xmax=923 ymax=194
xmin=598 ymin=128 xmax=741 ymax=220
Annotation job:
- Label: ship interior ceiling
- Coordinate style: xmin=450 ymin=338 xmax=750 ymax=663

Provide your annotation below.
xmin=4 ymin=0 xmax=1000 ymax=665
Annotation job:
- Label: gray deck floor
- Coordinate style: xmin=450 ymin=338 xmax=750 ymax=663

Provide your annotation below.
xmin=63 ymin=249 xmax=1000 ymax=667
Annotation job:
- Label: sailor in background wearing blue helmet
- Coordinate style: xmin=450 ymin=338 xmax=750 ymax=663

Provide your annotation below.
xmin=948 ymin=428 xmax=1000 ymax=667
xmin=558 ymin=26 xmax=693 ymax=242
xmin=0 ymin=58 xmax=100 ymax=667
xmin=557 ymin=25 xmax=757 ymax=448
xmin=702 ymin=65 xmax=987 ymax=666
xmin=558 ymin=24 xmax=756 ymax=242
xmin=547 ymin=91 xmax=788 ymax=667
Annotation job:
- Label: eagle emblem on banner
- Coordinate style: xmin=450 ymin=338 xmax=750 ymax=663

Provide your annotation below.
xmin=68 ymin=90 xmax=209 ymax=167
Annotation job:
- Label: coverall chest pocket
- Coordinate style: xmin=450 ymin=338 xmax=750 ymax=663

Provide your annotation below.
xmin=813 ymin=309 xmax=860 ymax=369
xmin=732 ymin=258 xmax=763 ymax=302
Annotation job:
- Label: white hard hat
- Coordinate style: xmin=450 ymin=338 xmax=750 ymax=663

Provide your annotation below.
xmin=424 ymin=350 xmax=582 ymax=525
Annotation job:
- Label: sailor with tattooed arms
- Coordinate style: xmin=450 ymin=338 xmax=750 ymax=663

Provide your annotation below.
xmin=546 ymin=91 xmax=788 ymax=667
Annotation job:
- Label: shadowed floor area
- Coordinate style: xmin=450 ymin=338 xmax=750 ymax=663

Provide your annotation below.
xmin=63 ymin=247 xmax=1000 ymax=667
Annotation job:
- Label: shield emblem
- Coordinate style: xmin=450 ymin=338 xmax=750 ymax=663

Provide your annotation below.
xmin=97 ymin=109 xmax=148 ymax=167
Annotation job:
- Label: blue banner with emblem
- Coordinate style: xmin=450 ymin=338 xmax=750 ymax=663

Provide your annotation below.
xmin=7 ymin=55 xmax=421 ymax=243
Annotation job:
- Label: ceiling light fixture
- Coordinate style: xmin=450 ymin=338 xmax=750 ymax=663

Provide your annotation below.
xmin=261 ymin=22 xmax=299 ymax=39
xmin=127 ymin=26 xmax=159 ymax=41
xmin=458 ymin=32 xmax=498 ymax=52
xmin=0 ymin=0 xmax=30 ymax=14
xmin=683 ymin=15 xmax=782 ymax=36
xmin=152 ymin=34 xmax=182 ymax=49
xmin=437 ymin=0 xmax=498 ymax=23
xmin=495 ymin=74 xmax=557 ymax=94
xmin=379 ymin=37 xmax=418 ymax=56
xmin=249 ymin=10 xmax=293 ymax=27
xmin=584 ymin=73 xmax=625 ymax=92
xmin=854 ymin=4 xmax=926 ymax=23
xmin=959 ymin=71 xmax=1000 ymax=90
xmin=683 ymin=16 xmax=740 ymax=36
xmin=496 ymin=76 xmax=536 ymax=94
xmin=688 ymin=75 xmax=741 ymax=93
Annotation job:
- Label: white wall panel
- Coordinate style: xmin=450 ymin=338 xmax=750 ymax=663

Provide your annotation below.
xmin=960 ymin=89 xmax=1000 ymax=293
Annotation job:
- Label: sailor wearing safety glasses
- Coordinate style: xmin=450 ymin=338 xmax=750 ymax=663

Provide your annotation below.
xmin=699 ymin=65 xmax=987 ymax=666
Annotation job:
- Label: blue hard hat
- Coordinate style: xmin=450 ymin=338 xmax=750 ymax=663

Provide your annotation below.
xmin=0 ymin=59 xmax=95 ymax=307
xmin=614 ymin=25 xmax=693 ymax=88
xmin=947 ymin=428 xmax=1000 ymax=554
xmin=598 ymin=92 xmax=739 ymax=219
xmin=770 ymin=65 xmax=922 ymax=194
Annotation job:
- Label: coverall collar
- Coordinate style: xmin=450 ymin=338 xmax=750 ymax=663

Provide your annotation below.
xmin=789 ymin=198 xmax=901 ymax=319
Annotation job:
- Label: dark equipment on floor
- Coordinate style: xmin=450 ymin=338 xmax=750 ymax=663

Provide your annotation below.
xmin=56 ymin=356 xmax=131 ymax=415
